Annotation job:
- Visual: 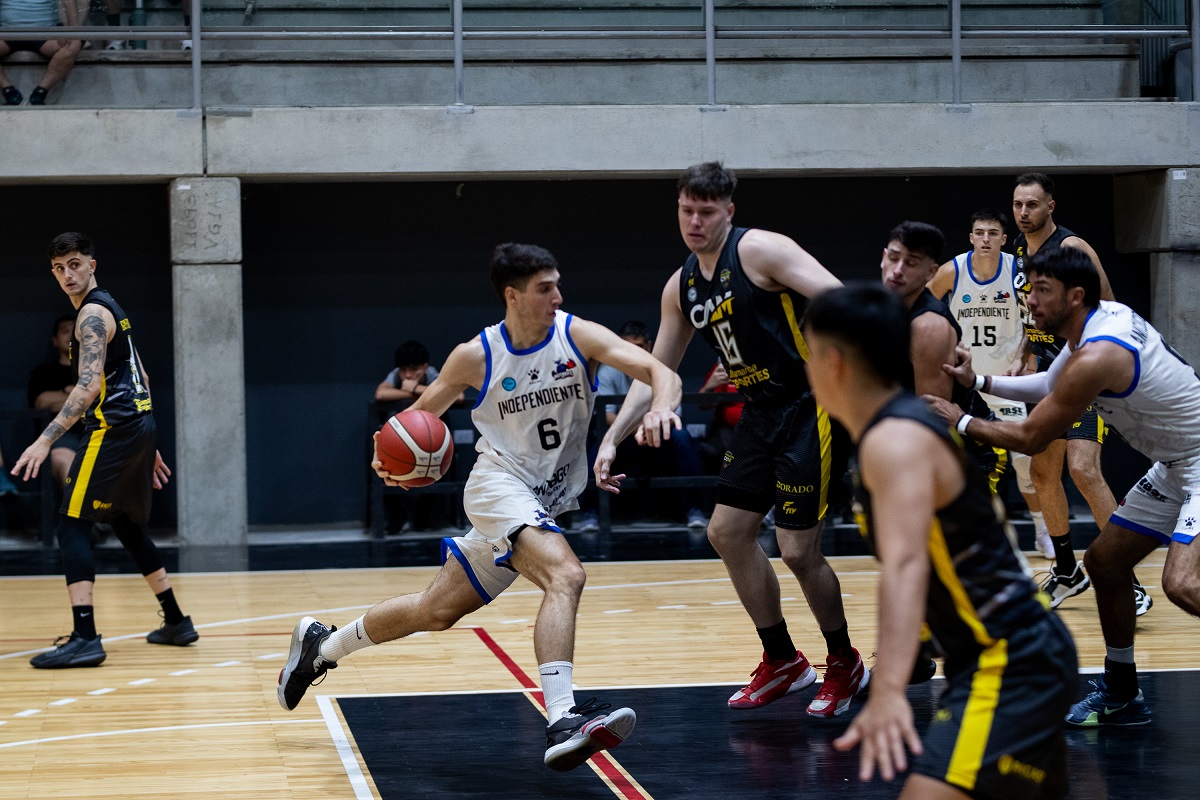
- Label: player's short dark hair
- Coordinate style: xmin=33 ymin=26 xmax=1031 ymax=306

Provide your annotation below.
xmin=1015 ymin=172 xmax=1055 ymax=197
xmin=490 ymin=242 xmax=559 ymax=300
xmin=47 ymin=232 xmax=95 ymax=260
xmin=617 ymin=321 xmax=649 ymax=340
xmin=52 ymin=313 xmax=75 ymax=334
xmin=970 ymin=209 xmax=1009 ymax=229
xmin=805 ymin=283 xmax=910 ymax=385
xmin=1026 ymin=246 xmax=1100 ymax=309
xmin=393 ymin=340 xmax=430 ymax=369
xmin=888 ymin=221 xmax=945 ymax=262
xmin=677 ymin=162 xmax=737 ymax=202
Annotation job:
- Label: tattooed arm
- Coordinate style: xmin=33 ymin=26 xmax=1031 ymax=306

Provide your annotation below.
xmin=11 ymin=305 xmax=114 ymax=481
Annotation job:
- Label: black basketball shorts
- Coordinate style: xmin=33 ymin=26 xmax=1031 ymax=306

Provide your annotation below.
xmin=62 ymin=414 xmax=157 ymax=527
xmin=716 ymin=393 xmax=848 ymax=530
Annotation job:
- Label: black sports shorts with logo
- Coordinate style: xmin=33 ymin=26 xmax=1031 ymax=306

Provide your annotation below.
xmin=716 ymin=392 xmax=848 ymax=530
xmin=1063 ymin=404 xmax=1105 ymax=443
xmin=914 ymin=613 xmax=1077 ymax=800
xmin=62 ymin=414 xmax=157 ymax=527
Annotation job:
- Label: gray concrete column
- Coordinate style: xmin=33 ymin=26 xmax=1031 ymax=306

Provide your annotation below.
xmin=1114 ymin=168 xmax=1200 ymax=366
xmin=169 ymin=178 xmax=248 ymax=571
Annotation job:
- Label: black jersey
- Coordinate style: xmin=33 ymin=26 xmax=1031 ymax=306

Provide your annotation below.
xmin=72 ymin=288 xmax=153 ymax=431
xmin=852 ymin=393 xmax=1045 ymax=666
xmin=679 ymin=227 xmax=811 ymax=402
xmin=1013 ymin=224 xmax=1077 ymax=362
xmin=904 ymin=289 xmax=992 ymax=419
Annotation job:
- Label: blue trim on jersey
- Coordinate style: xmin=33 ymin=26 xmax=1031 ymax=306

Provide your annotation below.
xmin=564 ymin=314 xmax=599 ymax=391
xmin=500 ymin=320 xmax=555 ymax=355
xmin=1172 ymin=530 xmax=1198 ymax=545
xmin=1110 ymin=513 xmax=1171 ymax=544
xmin=473 ymin=332 xmax=493 ymax=411
xmin=951 ymin=255 xmax=961 ymax=297
xmin=441 ymin=537 xmax=495 ymax=603
xmin=1085 ymin=335 xmax=1140 ymax=398
xmin=966 ymin=251 xmax=1003 ymax=287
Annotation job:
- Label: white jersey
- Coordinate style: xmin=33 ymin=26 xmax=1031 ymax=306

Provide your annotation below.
xmin=470 ymin=310 xmax=597 ymax=516
xmin=947 ymin=251 xmax=1026 ymax=416
xmin=1075 ymin=301 xmax=1200 ymax=465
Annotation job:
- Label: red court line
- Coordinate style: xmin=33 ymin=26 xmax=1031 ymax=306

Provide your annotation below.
xmin=471 ymin=627 xmax=651 ymax=800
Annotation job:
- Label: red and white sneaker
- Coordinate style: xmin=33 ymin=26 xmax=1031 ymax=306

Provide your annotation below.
xmin=806 ymin=648 xmax=870 ymax=718
xmin=727 ymin=651 xmax=817 ymax=709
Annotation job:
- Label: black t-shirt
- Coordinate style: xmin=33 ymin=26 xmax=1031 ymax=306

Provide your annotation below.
xmin=27 ymin=360 xmax=74 ymax=408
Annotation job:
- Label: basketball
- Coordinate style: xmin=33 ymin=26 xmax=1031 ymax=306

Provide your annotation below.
xmin=376 ymin=409 xmax=455 ymax=487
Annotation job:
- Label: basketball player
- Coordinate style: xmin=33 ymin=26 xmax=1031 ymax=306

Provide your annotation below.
xmin=804 ymin=282 xmax=1076 ymax=799
xmin=927 ymin=245 xmax=1200 ymax=727
xmin=1010 ymin=173 xmax=1126 ymax=610
xmin=880 ymin=220 xmax=1007 ymax=492
xmin=11 ymin=233 xmax=197 ymax=669
xmin=277 ymin=243 xmax=683 ymax=772
xmin=595 ymin=162 xmax=870 ymax=718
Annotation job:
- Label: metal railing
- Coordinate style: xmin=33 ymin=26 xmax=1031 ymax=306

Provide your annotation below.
xmin=0 ymin=0 xmax=1194 ymax=110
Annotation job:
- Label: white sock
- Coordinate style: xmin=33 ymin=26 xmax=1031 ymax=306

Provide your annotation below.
xmin=1106 ymin=644 xmax=1135 ymax=664
xmin=1030 ymin=511 xmax=1048 ymax=537
xmin=319 ymin=616 xmax=376 ymax=662
xmin=539 ymin=661 xmax=575 ymax=723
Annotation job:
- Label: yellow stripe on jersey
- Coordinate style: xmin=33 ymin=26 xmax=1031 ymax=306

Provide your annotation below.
xmin=67 ymin=429 xmax=107 ymax=518
xmin=945 ymin=638 xmax=1008 ymax=791
xmin=817 ymin=404 xmax=832 ymax=520
xmin=779 ymin=294 xmax=811 ymax=361
xmin=93 ymin=375 xmax=109 ymax=429
xmin=989 ymin=447 xmax=1008 ymax=495
xmin=928 ymin=519 xmax=996 ymax=648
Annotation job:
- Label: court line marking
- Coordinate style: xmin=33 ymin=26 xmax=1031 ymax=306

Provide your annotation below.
xmin=317 ymin=696 xmax=375 ymax=800
xmin=0 ymin=718 xmax=323 ymax=750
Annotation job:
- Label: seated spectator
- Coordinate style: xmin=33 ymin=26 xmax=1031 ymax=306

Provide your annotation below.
xmin=0 ymin=0 xmax=84 ymax=105
xmin=27 ymin=314 xmax=79 ymax=489
xmin=695 ymin=359 xmax=743 ymax=472
xmin=375 ymin=340 xmax=441 ymax=409
xmin=592 ymin=321 xmax=708 ymax=530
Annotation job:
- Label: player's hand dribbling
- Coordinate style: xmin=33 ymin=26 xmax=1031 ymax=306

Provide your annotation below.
xmin=833 ymin=689 xmax=923 ymax=782
xmin=941 ymin=341 xmax=977 ymax=388
xmin=371 ymin=431 xmax=409 ymax=489
xmin=593 ymin=440 xmax=626 ymax=494
xmin=637 ymin=409 xmax=681 ymax=448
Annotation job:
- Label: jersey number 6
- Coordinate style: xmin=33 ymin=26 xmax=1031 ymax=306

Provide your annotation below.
xmin=538 ymin=418 xmax=562 ymax=450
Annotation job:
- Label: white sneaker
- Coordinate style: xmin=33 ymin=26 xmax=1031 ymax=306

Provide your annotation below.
xmin=104 ymin=40 xmax=127 ymax=51
xmin=181 ymin=39 xmax=193 ymax=50
xmin=1133 ymin=580 xmax=1153 ymax=617
xmin=1036 ymin=530 xmax=1055 ymax=560
xmin=1040 ymin=561 xmax=1091 ymax=608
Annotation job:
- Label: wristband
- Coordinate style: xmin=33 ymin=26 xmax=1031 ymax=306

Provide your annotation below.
xmin=974 ymin=374 xmax=987 ymax=391
xmin=956 ymin=414 xmax=974 ymax=436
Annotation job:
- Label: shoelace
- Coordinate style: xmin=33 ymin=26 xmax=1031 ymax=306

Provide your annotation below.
xmin=51 ymin=634 xmax=74 ymax=648
xmin=567 ymin=698 xmax=611 ymax=717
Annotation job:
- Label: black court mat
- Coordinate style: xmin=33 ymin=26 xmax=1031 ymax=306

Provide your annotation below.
xmin=337 ymin=671 xmax=1198 ymax=799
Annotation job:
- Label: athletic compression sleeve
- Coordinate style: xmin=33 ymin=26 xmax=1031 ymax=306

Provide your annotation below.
xmin=985 ymin=347 xmax=1069 ymax=403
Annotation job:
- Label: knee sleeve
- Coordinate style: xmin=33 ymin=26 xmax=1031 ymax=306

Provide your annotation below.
xmin=1013 ymin=453 xmax=1034 ymax=495
xmin=57 ymin=516 xmax=97 ymax=585
xmin=110 ymin=515 xmax=165 ymax=576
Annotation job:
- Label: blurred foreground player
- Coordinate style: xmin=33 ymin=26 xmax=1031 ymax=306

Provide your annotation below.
xmin=278 ymin=243 xmax=683 ymax=772
xmin=803 ymin=283 xmax=1076 ymax=798
xmin=12 ymin=232 xmax=196 ymax=668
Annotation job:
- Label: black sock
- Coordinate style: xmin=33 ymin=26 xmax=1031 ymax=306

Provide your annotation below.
xmin=1104 ymin=657 xmax=1138 ymax=701
xmin=756 ymin=620 xmax=797 ymax=663
xmin=107 ymin=13 xmax=121 ymax=25
xmin=73 ymin=605 xmax=97 ymax=639
xmin=156 ymin=588 xmax=184 ymax=624
xmin=821 ymin=622 xmax=854 ymax=659
xmin=1052 ymin=534 xmax=1076 ymax=575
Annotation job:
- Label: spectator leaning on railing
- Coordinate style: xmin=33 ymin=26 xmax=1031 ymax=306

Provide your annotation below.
xmin=0 ymin=0 xmax=86 ymax=105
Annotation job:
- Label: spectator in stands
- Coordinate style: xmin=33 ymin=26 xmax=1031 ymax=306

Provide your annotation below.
xmin=375 ymin=340 xmax=440 ymax=407
xmin=97 ymin=0 xmax=126 ymax=51
xmin=595 ymin=321 xmax=708 ymax=529
xmin=0 ymin=447 xmax=18 ymax=498
xmin=696 ymin=359 xmax=743 ymax=471
xmin=0 ymin=0 xmax=85 ymax=105
xmin=27 ymin=314 xmax=80 ymax=489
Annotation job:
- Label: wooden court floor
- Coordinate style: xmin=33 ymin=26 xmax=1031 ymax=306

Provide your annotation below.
xmin=0 ymin=553 xmax=1193 ymax=799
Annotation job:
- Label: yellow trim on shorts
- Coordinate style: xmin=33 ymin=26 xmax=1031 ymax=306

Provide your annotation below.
xmin=945 ymin=638 xmax=1008 ymax=791
xmin=928 ymin=520 xmax=996 ymax=648
xmin=779 ymin=293 xmax=811 ymax=361
xmin=988 ymin=447 xmax=1008 ymax=495
xmin=67 ymin=429 xmax=107 ymax=518
xmin=817 ymin=404 xmax=832 ymax=520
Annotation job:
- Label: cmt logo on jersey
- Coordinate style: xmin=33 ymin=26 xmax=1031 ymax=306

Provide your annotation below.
xmin=497 ymin=383 xmax=584 ymax=419
xmin=689 ymin=290 xmax=733 ymax=328
xmin=961 ymin=294 xmax=971 ymax=303
xmin=728 ymin=363 xmax=770 ymax=389
xmin=92 ymin=500 xmax=113 ymax=511
xmin=775 ymin=480 xmax=814 ymax=494
xmin=502 ymin=377 xmax=518 ymax=391
xmin=552 ymin=359 xmax=577 ymax=380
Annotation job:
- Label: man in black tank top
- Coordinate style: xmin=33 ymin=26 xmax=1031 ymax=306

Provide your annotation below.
xmin=804 ymin=283 xmax=1076 ymax=800
xmin=11 ymin=233 xmax=198 ymax=668
xmin=1011 ymin=173 xmax=1137 ymax=613
xmin=880 ymin=221 xmax=1009 ymax=493
xmin=595 ymin=162 xmax=873 ymax=718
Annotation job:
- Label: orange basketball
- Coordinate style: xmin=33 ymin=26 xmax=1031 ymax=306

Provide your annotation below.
xmin=376 ymin=409 xmax=455 ymax=487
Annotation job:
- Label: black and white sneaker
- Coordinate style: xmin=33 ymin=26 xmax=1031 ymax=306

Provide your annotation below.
xmin=1133 ymin=579 xmax=1153 ymax=617
xmin=544 ymin=698 xmax=636 ymax=772
xmin=1040 ymin=561 xmax=1091 ymax=608
xmin=277 ymin=616 xmax=336 ymax=710
xmin=30 ymin=632 xmax=106 ymax=669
